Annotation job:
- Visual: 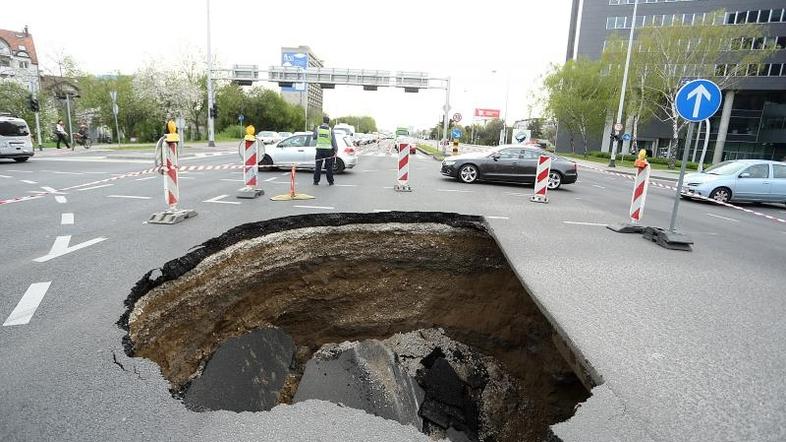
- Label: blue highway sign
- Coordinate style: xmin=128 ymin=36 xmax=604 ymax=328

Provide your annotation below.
xmin=451 ymin=127 xmax=462 ymax=138
xmin=675 ymin=79 xmax=721 ymax=122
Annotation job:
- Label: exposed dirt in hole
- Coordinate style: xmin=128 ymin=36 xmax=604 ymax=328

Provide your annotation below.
xmin=118 ymin=212 xmax=592 ymax=441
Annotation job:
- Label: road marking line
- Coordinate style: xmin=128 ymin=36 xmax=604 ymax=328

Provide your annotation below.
xmin=280 ymin=172 xmax=290 ymax=176
xmin=3 ymin=282 xmax=53 ymax=326
xmin=51 ymin=171 xmax=84 ymax=175
xmin=220 ymin=178 xmax=244 ymax=182
xmin=55 ymin=196 xmax=67 ymax=204
xmin=362 ymin=170 xmax=379 ymax=173
xmin=6 ymin=169 xmax=32 ymax=173
xmin=264 ymin=177 xmax=278 ymax=182
xmin=33 ymin=235 xmax=107 ymax=263
xmin=706 ymin=213 xmax=739 ymax=223
xmin=41 ymin=186 xmax=64 ymax=194
xmin=203 ymin=194 xmax=241 ymax=205
xmin=77 ymin=184 xmax=113 ymax=191
xmin=106 ymin=195 xmax=151 ymax=200
xmin=179 ymin=176 xmax=195 ymax=180
xmin=293 ymin=205 xmax=335 ymax=210
xmin=373 ymin=209 xmax=392 ymax=212
xmin=592 ymin=184 xmax=606 ymax=189
xmin=20 ymin=179 xmax=38 ymax=184
xmin=383 ymin=186 xmax=394 ymax=189
xmin=437 ymin=189 xmax=474 ymax=193
xmin=334 ymin=184 xmax=358 ymax=187
xmin=0 ymin=174 xmax=11 ymax=178
xmin=135 ymin=176 xmax=156 ymax=181
xmin=504 ymin=192 xmax=528 ymax=197
xmin=486 ymin=216 xmax=510 ymax=220
xmin=61 ymin=213 xmax=74 ymax=225
xmin=563 ymin=221 xmax=608 ymax=227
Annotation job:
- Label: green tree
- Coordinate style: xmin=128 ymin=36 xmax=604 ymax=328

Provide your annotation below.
xmin=329 ymin=115 xmax=378 ymax=133
xmin=615 ymin=10 xmax=777 ymax=166
xmin=542 ymin=58 xmax=615 ymax=155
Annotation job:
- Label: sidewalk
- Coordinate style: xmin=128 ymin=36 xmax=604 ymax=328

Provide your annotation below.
xmin=572 ymin=158 xmax=681 ymax=182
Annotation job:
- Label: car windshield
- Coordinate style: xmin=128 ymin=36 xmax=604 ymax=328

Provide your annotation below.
xmin=259 ymin=131 xmax=276 ymax=137
xmin=704 ymin=161 xmax=746 ymax=175
xmin=0 ymin=121 xmax=30 ymax=136
xmin=278 ymin=132 xmax=291 ymax=137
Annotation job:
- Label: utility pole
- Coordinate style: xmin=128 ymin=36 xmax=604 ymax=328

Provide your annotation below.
xmin=441 ymin=77 xmax=451 ymax=155
xmin=206 ymin=0 xmax=216 ymax=147
xmin=110 ymin=90 xmax=121 ymax=147
xmin=28 ymin=73 xmax=42 ymax=150
xmin=609 ymin=0 xmax=639 ymax=167
xmin=58 ymin=60 xmax=74 ymax=146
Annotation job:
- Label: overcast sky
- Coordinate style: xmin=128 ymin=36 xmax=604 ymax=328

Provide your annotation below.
xmin=4 ymin=0 xmax=573 ymax=131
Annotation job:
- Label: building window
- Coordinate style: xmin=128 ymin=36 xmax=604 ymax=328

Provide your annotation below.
xmin=0 ymin=57 xmax=9 ymax=67
xmin=769 ymin=63 xmax=782 ymax=76
xmin=771 ymin=9 xmax=784 ymax=23
xmin=19 ymin=61 xmax=28 ymax=69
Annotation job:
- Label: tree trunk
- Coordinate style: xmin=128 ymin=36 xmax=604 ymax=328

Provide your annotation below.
xmin=570 ymin=133 xmax=576 ymax=154
xmin=632 ymin=115 xmax=640 ymax=154
xmin=668 ymin=118 xmax=679 ymax=169
xmin=580 ymin=127 xmax=589 ymax=157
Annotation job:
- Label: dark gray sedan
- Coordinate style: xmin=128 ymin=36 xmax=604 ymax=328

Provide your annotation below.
xmin=440 ymin=145 xmax=578 ymax=189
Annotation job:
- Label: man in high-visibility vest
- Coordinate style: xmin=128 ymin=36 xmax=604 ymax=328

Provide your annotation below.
xmin=313 ymin=115 xmax=338 ymax=186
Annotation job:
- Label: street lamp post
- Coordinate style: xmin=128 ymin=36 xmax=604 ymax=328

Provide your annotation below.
xmin=609 ymin=0 xmax=639 ymax=167
xmin=206 ymin=0 xmax=216 ymax=147
xmin=492 ymin=70 xmax=511 ymax=145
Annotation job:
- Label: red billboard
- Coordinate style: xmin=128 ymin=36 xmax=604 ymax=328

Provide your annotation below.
xmin=474 ymin=108 xmax=501 ymax=118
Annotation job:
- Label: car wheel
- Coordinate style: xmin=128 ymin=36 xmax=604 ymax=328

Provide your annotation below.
xmin=14 ymin=157 xmax=29 ymax=163
xmin=709 ymin=187 xmax=732 ymax=203
xmin=257 ymin=154 xmax=274 ymax=171
xmin=333 ymin=158 xmax=346 ymax=174
xmin=547 ymin=171 xmax=563 ymax=190
xmin=458 ymin=164 xmax=478 ymax=183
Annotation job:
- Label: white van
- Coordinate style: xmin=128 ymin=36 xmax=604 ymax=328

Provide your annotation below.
xmin=0 ymin=114 xmax=34 ymax=162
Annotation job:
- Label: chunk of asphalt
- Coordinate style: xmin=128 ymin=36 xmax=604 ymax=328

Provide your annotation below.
xmin=293 ymin=340 xmax=425 ymax=431
xmin=418 ymin=358 xmax=480 ymax=440
xmin=183 ymin=327 xmax=294 ymax=412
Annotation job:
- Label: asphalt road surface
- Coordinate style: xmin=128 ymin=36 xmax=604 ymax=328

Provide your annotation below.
xmin=1 ymin=142 xmax=785 ymax=441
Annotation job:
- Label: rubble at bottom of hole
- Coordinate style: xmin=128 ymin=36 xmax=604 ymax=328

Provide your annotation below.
xmin=294 ymin=328 xmax=525 ymax=442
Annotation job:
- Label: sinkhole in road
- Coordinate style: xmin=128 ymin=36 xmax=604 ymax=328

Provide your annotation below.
xmin=118 ymin=212 xmax=593 ymax=442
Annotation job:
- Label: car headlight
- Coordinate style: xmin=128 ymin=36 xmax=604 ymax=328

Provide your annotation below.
xmin=443 ymin=160 xmax=456 ymax=166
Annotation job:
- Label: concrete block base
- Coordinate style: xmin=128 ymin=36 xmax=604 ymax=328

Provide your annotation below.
xmin=394 ymin=184 xmax=412 ymax=192
xmin=529 ymin=195 xmax=548 ymax=204
xmin=236 ymin=188 xmax=264 ymax=199
xmin=148 ymin=209 xmax=197 ymax=225
xmin=643 ymin=226 xmax=693 ymax=251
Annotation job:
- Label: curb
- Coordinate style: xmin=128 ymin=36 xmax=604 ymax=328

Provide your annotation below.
xmin=415 ymin=146 xmax=444 ymax=161
xmin=574 ymin=161 xmax=679 ymax=182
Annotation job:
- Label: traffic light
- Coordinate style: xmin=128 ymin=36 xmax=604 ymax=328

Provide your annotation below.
xmin=209 ymin=104 xmax=218 ymax=119
xmin=28 ymin=95 xmax=40 ymax=112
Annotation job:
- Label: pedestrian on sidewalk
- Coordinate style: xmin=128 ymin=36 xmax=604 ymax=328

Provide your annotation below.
xmin=55 ymin=120 xmax=70 ymax=149
xmin=313 ymin=115 xmax=337 ymax=186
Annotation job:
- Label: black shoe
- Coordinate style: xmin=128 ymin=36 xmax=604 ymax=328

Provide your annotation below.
xmin=328 ymin=182 xmax=334 ymax=186
xmin=313 ymin=182 xmax=319 ymax=185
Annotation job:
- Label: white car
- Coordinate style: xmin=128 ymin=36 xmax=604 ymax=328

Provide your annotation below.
xmin=256 ymin=130 xmax=280 ymax=145
xmin=0 ymin=114 xmax=34 ymax=162
xmin=258 ymin=132 xmax=358 ymax=173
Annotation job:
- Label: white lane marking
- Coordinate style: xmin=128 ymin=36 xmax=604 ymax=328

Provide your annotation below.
xmin=334 ymin=184 xmax=358 ymax=187
xmin=135 ymin=176 xmax=157 ymax=181
xmin=437 ymin=189 xmax=474 ymax=193
xmin=0 ymin=174 xmax=11 ymax=178
xmin=383 ymin=186 xmax=394 ymax=189
xmin=280 ymin=172 xmax=290 ymax=176
xmin=362 ymin=170 xmax=379 ymax=173
xmin=51 ymin=171 xmax=84 ymax=175
xmin=61 ymin=213 xmax=74 ymax=225
xmin=220 ymin=178 xmax=244 ymax=182
xmin=3 ymin=282 xmax=53 ymax=326
xmin=563 ymin=221 xmax=608 ymax=227
xmin=504 ymin=192 xmax=528 ymax=197
xmin=106 ymin=195 xmax=151 ymax=200
xmin=203 ymin=194 xmax=241 ymax=205
xmin=82 ymin=171 xmax=111 ymax=174
xmin=706 ymin=213 xmax=739 ymax=223
xmin=264 ymin=177 xmax=278 ymax=182
xmin=77 ymin=184 xmax=114 ymax=191
xmin=293 ymin=205 xmax=335 ymax=210
xmin=373 ymin=209 xmax=392 ymax=212
xmin=486 ymin=216 xmax=510 ymax=220
xmin=6 ymin=169 xmax=32 ymax=173
xmin=592 ymin=184 xmax=606 ymax=189
xmin=33 ymin=235 xmax=107 ymax=263
xmin=40 ymin=186 xmax=64 ymax=194
xmin=55 ymin=196 xmax=67 ymax=204
xmin=20 ymin=179 xmax=38 ymax=184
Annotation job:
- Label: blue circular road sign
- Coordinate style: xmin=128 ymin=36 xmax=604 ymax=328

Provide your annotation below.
xmin=675 ymin=79 xmax=722 ymax=122
xmin=622 ymin=133 xmax=631 ymax=141
xmin=451 ymin=128 xmax=462 ymax=138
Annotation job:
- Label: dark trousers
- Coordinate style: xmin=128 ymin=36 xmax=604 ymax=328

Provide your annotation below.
xmin=314 ymin=149 xmax=335 ymax=184
xmin=56 ymin=133 xmax=70 ymax=149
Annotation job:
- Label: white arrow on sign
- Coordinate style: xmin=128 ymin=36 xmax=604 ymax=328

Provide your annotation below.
xmin=686 ymin=84 xmax=711 ymax=119
xmin=33 ymin=235 xmax=107 ymax=263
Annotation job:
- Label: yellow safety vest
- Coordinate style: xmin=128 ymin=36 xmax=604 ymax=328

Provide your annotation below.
xmin=316 ymin=127 xmax=332 ymax=149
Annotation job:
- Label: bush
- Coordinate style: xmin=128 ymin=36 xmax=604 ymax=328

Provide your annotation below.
xmin=588 ymin=151 xmax=611 ymax=159
xmin=217 ymin=125 xmax=244 ymax=140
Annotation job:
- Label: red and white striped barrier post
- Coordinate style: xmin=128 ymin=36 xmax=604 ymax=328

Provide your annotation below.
xmin=237 ymin=125 xmax=264 ymax=199
xmin=148 ymin=120 xmax=197 ymax=224
xmin=608 ymin=149 xmax=650 ymax=234
xmin=530 ymin=154 xmax=551 ymax=203
xmin=394 ymin=141 xmax=412 ymax=192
